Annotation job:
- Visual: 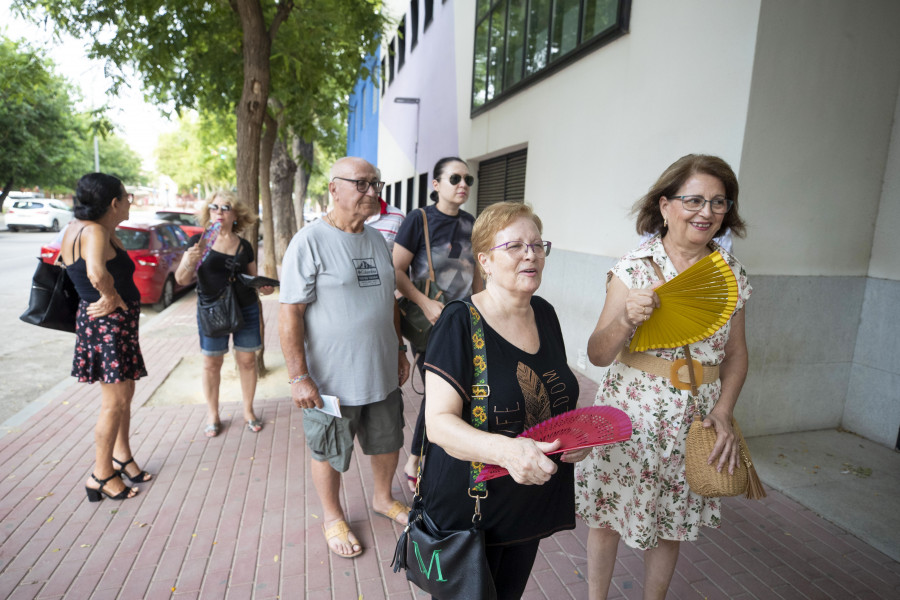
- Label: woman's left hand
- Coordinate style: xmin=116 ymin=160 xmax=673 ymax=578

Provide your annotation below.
xmin=702 ymin=409 xmax=740 ymax=474
xmin=560 ymin=446 xmax=592 ymax=463
xmin=258 ymin=285 xmax=275 ymax=296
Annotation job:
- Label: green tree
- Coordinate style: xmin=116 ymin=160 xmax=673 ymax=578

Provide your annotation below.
xmin=0 ymin=35 xmax=83 ymax=209
xmin=155 ymin=112 xmax=236 ymax=195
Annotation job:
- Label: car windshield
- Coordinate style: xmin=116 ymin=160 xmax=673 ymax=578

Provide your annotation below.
xmin=13 ymin=201 xmax=44 ymax=209
xmin=116 ymin=228 xmax=150 ymax=250
xmin=156 ymin=212 xmax=198 ymax=226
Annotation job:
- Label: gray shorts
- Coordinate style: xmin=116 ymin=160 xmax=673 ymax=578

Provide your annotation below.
xmin=302 ymin=388 xmax=404 ymax=473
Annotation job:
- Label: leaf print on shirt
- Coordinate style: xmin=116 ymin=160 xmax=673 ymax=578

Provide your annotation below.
xmin=517 ymin=362 xmax=551 ymax=429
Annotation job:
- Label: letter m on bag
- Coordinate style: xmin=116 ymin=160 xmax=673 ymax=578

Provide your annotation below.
xmin=412 ymin=541 xmax=448 ymax=582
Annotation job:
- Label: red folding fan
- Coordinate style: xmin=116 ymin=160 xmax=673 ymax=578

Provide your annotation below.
xmin=475 ymin=406 xmax=632 ymax=483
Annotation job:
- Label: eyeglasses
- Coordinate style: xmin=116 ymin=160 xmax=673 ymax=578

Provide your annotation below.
xmin=332 ymin=176 xmax=385 ymax=194
xmin=445 ymin=174 xmax=475 ymax=186
xmin=489 ymin=240 xmax=551 ymax=257
xmin=208 ymin=204 xmax=233 ymax=212
xmin=670 ymin=195 xmax=733 ymax=214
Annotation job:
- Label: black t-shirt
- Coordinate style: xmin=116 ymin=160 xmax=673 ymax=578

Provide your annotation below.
xmin=421 ymin=297 xmax=580 ymax=546
xmin=187 ymin=234 xmax=257 ymax=307
xmin=393 ymin=205 xmax=477 ymax=302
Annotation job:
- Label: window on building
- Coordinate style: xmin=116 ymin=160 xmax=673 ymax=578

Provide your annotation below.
xmin=406 ymin=176 xmax=415 ymax=213
xmin=394 ymin=180 xmax=403 ymax=209
xmin=476 ymin=148 xmax=528 ymax=215
xmin=381 ymin=57 xmax=387 ymax=96
xmin=388 ymin=39 xmax=396 ymax=84
xmin=385 ymin=184 xmax=392 ymax=205
xmin=410 ymin=2 xmax=419 ymax=50
xmin=472 ymin=0 xmax=629 ymax=114
xmin=424 ymin=0 xmax=434 ymax=29
xmin=418 ymin=172 xmax=429 ymax=208
xmin=398 ymin=18 xmax=406 ymax=71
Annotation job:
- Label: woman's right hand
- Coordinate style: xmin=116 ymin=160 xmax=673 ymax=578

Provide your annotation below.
xmin=622 ymin=284 xmax=661 ymax=328
xmin=87 ymin=293 xmax=128 ymax=318
xmin=183 ymin=242 xmax=203 ymax=269
xmin=422 ymin=297 xmax=445 ymax=325
xmin=500 ymin=438 xmax=561 ymax=485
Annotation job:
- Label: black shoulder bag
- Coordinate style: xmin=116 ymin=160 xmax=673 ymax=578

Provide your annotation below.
xmin=20 ymin=229 xmax=82 ymax=333
xmin=391 ymin=301 xmax=497 ymax=600
xmin=197 ymin=242 xmax=244 ymax=337
xmin=399 ymin=208 xmax=445 ymax=353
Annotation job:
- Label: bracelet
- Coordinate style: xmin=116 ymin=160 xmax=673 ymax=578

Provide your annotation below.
xmin=399 ymin=344 xmax=408 ymax=352
xmin=288 ymin=374 xmax=310 ymax=385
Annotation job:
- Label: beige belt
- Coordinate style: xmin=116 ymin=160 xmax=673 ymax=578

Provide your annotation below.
xmin=616 ymin=348 xmax=719 ymax=391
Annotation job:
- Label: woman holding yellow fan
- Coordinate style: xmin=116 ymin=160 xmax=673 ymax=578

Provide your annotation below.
xmin=576 ymin=155 xmax=751 ymax=600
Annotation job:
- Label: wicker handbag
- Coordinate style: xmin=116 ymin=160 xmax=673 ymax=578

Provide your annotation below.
xmin=681 ymin=344 xmax=765 ymax=499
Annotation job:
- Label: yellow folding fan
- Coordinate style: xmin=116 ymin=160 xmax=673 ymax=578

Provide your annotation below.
xmin=629 ymin=251 xmax=738 ymax=352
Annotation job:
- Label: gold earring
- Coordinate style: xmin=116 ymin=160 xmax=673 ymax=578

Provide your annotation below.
xmin=664 ymin=218 xmax=668 ymax=228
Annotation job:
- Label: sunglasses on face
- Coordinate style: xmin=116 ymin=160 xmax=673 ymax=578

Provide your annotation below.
xmin=446 ymin=174 xmax=474 ymax=186
xmin=208 ymin=204 xmax=233 ymax=212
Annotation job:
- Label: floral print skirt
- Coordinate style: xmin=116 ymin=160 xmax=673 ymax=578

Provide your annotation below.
xmin=575 ymin=366 xmax=722 ymax=550
xmin=71 ymin=299 xmax=147 ymax=384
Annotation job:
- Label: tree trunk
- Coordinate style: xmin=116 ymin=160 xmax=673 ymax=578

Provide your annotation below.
xmin=291 ymin=133 xmax=314 ymax=228
xmin=259 ymin=109 xmax=278 ymax=278
xmin=272 ymin=135 xmax=297 ymax=263
xmin=233 ymin=0 xmax=270 ymax=261
xmin=0 ymin=177 xmax=12 ymax=212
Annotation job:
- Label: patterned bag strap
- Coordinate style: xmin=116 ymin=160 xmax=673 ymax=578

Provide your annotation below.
xmin=420 ymin=208 xmax=437 ymax=291
xmin=463 ymin=301 xmax=489 ymax=510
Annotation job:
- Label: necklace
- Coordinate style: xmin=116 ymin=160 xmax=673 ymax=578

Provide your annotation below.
xmin=325 ymin=211 xmax=341 ymax=230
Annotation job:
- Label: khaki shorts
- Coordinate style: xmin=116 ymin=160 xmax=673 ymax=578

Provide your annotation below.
xmin=302 ymin=388 xmax=404 ymax=473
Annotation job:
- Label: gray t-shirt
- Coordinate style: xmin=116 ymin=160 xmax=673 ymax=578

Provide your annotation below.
xmin=280 ymin=220 xmax=398 ymax=406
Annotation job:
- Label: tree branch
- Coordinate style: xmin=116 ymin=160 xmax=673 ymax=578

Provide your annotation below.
xmin=269 ymin=0 xmax=295 ymax=41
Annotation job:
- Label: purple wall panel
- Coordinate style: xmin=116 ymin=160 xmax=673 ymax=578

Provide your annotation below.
xmin=381 ymin=0 xmax=460 ymax=175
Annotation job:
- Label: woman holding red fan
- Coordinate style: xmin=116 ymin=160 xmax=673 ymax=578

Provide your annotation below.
xmin=576 ymin=154 xmax=751 ymax=600
xmin=420 ymin=202 xmax=589 ymax=598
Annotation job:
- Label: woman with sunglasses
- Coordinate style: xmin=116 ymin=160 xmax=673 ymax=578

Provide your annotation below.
xmin=393 ymin=157 xmax=485 ymax=489
xmin=576 ymin=155 xmax=751 ymax=600
xmin=175 ymin=190 xmax=275 ymax=437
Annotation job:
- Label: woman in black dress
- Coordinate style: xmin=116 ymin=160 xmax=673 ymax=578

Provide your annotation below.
xmin=62 ymin=173 xmax=151 ymax=502
xmin=421 ymin=202 xmax=589 ymax=598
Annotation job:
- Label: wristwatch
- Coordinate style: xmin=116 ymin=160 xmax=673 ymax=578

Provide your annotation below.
xmin=399 ymin=344 xmax=408 ymax=352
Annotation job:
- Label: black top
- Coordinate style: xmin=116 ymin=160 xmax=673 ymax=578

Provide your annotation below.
xmin=393 ymin=205 xmax=477 ymax=303
xmin=66 ymin=241 xmax=141 ymax=303
xmin=187 ymin=234 xmax=257 ymax=307
xmin=422 ymin=297 xmax=580 ymax=546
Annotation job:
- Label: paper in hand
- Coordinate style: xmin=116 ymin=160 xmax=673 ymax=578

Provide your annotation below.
xmin=315 ymin=394 xmax=342 ymax=418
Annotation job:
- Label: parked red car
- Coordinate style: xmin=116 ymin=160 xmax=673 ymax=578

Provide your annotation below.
xmin=39 ymin=221 xmax=196 ymax=309
xmin=154 ymin=209 xmax=204 ymax=238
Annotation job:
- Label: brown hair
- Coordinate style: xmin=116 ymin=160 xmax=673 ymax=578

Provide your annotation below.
xmin=633 ymin=154 xmax=747 ymax=238
xmin=197 ymin=189 xmax=257 ymax=235
xmin=472 ymin=202 xmax=543 ymax=277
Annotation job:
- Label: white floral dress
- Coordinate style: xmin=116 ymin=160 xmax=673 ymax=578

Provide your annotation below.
xmin=575 ymin=235 xmax=752 ymax=550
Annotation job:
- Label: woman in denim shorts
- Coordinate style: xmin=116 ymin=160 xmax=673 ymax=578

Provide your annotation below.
xmin=175 ymin=191 xmax=275 ymax=437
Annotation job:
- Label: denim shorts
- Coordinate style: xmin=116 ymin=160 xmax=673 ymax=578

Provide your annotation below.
xmin=197 ymin=301 xmax=263 ymax=356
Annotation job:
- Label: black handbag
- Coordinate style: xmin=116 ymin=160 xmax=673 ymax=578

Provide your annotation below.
xmin=399 ymin=208 xmax=445 ymax=353
xmin=392 ymin=302 xmax=496 ymax=599
xmin=197 ymin=243 xmax=244 ymax=337
xmin=20 ymin=256 xmax=79 ymax=333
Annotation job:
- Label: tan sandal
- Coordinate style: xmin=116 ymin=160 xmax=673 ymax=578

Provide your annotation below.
xmin=373 ymin=500 xmax=411 ymax=525
xmin=322 ymin=520 xmax=363 ymax=558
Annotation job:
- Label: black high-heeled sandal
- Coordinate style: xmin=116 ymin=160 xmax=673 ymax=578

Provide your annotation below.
xmin=85 ymin=473 xmax=138 ymax=502
xmin=112 ymin=457 xmax=152 ymax=484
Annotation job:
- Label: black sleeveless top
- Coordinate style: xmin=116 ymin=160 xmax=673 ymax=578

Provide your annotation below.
xmin=65 ymin=229 xmax=141 ymax=303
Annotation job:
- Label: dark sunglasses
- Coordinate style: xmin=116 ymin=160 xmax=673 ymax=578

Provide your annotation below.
xmin=208 ymin=204 xmax=233 ymax=212
xmin=446 ymin=174 xmax=474 ymax=186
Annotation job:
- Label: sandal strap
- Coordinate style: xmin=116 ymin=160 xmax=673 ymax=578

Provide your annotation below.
xmin=112 ymin=456 xmax=135 ymax=469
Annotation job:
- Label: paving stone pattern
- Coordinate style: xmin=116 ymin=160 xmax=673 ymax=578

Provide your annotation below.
xmin=0 ymin=296 xmax=898 ymax=599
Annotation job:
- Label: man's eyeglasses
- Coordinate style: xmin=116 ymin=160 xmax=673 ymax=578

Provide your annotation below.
xmin=332 ymin=177 xmax=385 ymax=194
xmin=490 ymin=240 xmax=551 ymax=257
xmin=445 ymin=174 xmax=475 ymax=186
xmin=208 ymin=204 xmax=233 ymax=212
xmin=671 ymin=195 xmax=733 ymax=214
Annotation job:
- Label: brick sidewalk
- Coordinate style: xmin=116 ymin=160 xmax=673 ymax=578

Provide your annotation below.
xmin=0 ymin=296 xmax=898 ymax=599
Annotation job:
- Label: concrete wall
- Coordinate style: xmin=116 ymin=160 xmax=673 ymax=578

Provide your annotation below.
xmin=455 ymin=0 xmax=762 ymax=256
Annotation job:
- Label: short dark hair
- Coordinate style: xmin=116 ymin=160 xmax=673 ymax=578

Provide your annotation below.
xmin=633 ymin=154 xmax=747 ymax=238
xmin=430 ymin=156 xmax=468 ymax=202
xmin=74 ymin=173 xmax=125 ymax=221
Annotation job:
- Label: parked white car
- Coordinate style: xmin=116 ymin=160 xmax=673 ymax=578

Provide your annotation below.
xmin=6 ymin=198 xmax=74 ymax=232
